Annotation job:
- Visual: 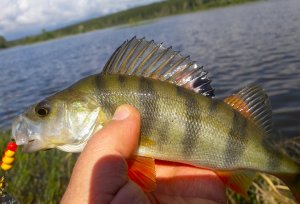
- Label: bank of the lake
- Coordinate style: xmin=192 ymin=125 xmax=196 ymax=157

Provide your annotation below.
xmin=3 ymin=0 xmax=260 ymax=48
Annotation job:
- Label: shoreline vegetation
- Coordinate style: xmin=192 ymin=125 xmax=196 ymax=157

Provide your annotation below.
xmin=0 ymin=0 xmax=260 ymax=49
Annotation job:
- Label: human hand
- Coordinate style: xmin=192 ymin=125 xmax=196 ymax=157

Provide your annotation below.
xmin=61 ymin=105 xmax=226 ymax=204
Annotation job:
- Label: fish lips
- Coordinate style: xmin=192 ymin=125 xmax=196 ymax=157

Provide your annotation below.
xmin=12 ymin=115 xmax=31 ymax=145
xmin=12 ymin=116 xmax=45 ymax=152
xmin=22 ymin=140 xmax=52 ymax=152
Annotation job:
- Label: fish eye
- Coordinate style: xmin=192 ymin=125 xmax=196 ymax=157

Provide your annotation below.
xmin=35 ymin=101 xmax=51 ymax=117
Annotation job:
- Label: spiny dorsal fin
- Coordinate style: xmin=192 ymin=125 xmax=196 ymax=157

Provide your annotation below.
xmin=103 ymin=37 xmax=214 ymax=97
xmin=224 ymin=84 xmax=273 ymax=135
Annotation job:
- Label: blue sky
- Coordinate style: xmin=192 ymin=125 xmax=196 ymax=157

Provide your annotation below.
xmin=0 ymin=0 xmax=162 ymax=40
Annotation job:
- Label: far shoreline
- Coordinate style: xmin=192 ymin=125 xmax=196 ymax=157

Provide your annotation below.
xmin=0 ymin=0 xmax=261 ymax=50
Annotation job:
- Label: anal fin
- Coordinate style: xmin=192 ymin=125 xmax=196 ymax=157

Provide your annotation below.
xmin=217 ymin=170 xmax=257 ymax=198
xmin=127 ymin=155 xmax=156 ymax=192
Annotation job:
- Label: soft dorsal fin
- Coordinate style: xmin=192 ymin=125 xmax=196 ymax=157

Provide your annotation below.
xmin=224 ymin=84 xmax=273 ymax=135
xmin=102 ymin=37 xmax=214 ymax=97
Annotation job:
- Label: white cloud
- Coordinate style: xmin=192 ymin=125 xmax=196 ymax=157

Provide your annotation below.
xmin=0 ymin=0 xmax=162 ymax=40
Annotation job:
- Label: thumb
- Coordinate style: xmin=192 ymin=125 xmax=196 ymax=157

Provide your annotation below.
xmin=61 ymin=104 xmax=141 ymax=203
xmin=84 ymin=104 xmax=141 ymax=158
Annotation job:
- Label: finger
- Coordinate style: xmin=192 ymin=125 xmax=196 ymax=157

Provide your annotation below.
xmin=154 ymin=162 xmax=226 ymax=203
xmin=111 ymin=180 xmax=149 ymax=204
xmin=61 ymin=105 xmax=141 ymax=204
xmin=84 ymin=104 xmax=141 ymax=158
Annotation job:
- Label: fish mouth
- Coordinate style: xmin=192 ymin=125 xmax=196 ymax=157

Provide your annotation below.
xmin=12 ymin=115 xmax=31 ymax=145
xmin=22 ymin=139 xmax=48 ymax=152
xmin=11 ymin=116 xmax=45 ymax=152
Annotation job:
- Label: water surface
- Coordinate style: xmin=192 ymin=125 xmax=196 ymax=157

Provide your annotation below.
xmin=0 ymin=0 xmax=299 ymax=140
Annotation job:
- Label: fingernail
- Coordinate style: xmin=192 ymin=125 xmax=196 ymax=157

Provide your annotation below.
xmin=113 ymin=106 xmax=130 ymax=120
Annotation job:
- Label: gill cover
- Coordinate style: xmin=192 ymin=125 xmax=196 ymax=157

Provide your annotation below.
xmin=13 ymin=96 xmax=101 ymax=152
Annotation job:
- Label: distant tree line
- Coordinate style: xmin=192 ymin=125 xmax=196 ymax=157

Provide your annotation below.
xmin=0 ymin=35 xmax=7 ymax=49
xmin=7 ymin=0 xmax=258 ymax=47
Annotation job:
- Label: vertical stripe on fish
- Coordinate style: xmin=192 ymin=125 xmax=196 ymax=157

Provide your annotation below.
xmin=224 ymin=111 xmax=248 ymax=166
xmin=138 ymin=78 xmax=160 ymax=143
xmin=176 ymin=86 xmax=201 ymax=158
xmin=209 ymin=98 xmax=222 ymax=115
xmin=96 ymin=75 xmax=117 ymax=116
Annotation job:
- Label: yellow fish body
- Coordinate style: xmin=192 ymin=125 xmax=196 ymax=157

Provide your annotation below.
xmin=12 ymin=38 xmax=300 ymax=202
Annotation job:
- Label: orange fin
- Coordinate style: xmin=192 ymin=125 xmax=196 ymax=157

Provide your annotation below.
xmin=224 ymin=84 xmax=273 ymax=136
xmin=127 ymin=155 xmax=156 ymax=192
xmin=224 ymin=95 xmax=251 ymax=118
xmin=217 ymin=170 xmax=256 ymax=198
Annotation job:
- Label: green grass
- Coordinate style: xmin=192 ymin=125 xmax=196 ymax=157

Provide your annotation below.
xmin=0 ymin=130 xmax=78 ymax=203
xmin=0 ymin=130 xmax=297 ymax=203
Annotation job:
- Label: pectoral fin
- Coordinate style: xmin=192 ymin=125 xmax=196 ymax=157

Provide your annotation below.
xmin=127 ymin=155 xmax=156 ymax=192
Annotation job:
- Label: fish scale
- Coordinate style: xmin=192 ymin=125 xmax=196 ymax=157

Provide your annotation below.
xmin=93 ymin=74 xmax=296 ymax=174
xmin=11 ymin=38 xmax=300 ymax=202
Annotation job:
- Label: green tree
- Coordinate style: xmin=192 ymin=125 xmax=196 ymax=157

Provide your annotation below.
xmin=0 ymin=35 xmax=7 ymax=48
xmin=41 ymin=28 xmax=55 ymax=40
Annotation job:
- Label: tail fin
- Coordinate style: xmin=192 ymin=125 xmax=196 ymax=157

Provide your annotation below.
xmin=277 ymin=174 xmax=300 ymax=203
xmin=224 ymin=85 xmax=300 ymax=202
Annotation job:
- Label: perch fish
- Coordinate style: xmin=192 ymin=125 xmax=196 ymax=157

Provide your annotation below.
xmin=12 ymin=38 xmax=300 ymax=202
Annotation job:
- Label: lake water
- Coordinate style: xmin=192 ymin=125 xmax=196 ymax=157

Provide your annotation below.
xmin=0 ymin=0 xmax=299 ymax=142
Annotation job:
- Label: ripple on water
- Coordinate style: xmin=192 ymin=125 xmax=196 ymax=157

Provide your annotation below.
xmin=0 ymin=0 xmax=299 ymax=139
